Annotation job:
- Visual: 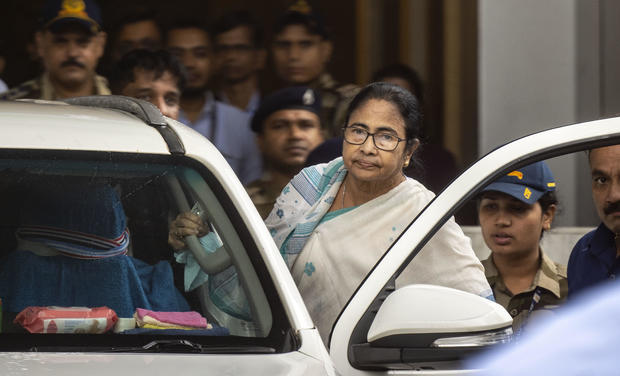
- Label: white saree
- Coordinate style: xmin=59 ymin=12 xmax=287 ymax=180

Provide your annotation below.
xmin=266 ymin=158 xmax=492 ymax=343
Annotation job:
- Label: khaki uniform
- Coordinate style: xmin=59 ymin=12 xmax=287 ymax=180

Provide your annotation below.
xmin=310 ymin=73 xmax=359 ymax=137
xmin=482 ymin=250 xmax=568 ymax=333
xmin=0 ymin=73 xmax=110 ymax=101
xmin=245 ymin=174 xmax=283 ymax=220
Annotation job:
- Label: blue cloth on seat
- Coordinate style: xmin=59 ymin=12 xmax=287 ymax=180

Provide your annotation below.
xmin=0 ymin=250 xmax=189 ymax=317
xmin=20 ymin=183 xmax=127 ymax=240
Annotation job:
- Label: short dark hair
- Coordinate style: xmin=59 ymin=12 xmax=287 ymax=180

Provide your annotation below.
xmin=114 ymin=8 xmax=161 ymax=35
xmin=274 ymin=11 xmax=329 ymax=40
xmin=165 ymin=18 xmax=210 ymax=42
xmin=212 ymin=10 xmax=263 ymax=48
xmin=110 ymin=49 xmax=186 ymax=94
xmin=372 ymin=63 xmax=424 ymax=104
xmin=538 ymin=190 xmax=559 ymax=215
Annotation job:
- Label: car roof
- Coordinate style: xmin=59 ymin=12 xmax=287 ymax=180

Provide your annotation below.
xmin=0 ymin=100 xmax=170 ymax=154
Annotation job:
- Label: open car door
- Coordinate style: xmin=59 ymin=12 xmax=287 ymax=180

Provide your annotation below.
xmin=329 ymin=116 xmax=620 ymax=375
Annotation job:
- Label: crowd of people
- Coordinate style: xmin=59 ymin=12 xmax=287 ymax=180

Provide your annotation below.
xmin=0 ymin=0 xmax=458 ymax=191
xmin=1 ymin=0 xmax=620 ymax=363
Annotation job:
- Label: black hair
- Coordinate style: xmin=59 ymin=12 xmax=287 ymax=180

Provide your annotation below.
xmin=114 ymin=8 xmax=161 ymax=34
xmin=110 ymin=9 xmax=163 ymax=59
xmin=372 ymin=63 xmax=424 ymax=104
xmin=538 ymin=190 xmax=559 ymax=216
xmin=164 ymin=18 xmax=210 ymax=42
xmin=536 ymin=189 xmax=560 ymax=239
xmin=274 ymin=11 xmax=329 ymax=40
xmin=110 ymin=49 xmax=186 ymax=94
xmin=212 ymin=10 xmax=263 ymax=48
xmin=344 ymin=82 xmax=422 ymax=173
xmin=345 ymin=82 xmax=421 ymax=148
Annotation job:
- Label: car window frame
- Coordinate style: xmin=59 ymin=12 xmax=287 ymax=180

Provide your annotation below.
xmin=0 ymin=149 xmax=298 ymax=353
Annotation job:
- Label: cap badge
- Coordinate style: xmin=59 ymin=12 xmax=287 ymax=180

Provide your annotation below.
xmin=302 ymin=89 xmax=315 ymax=105
xmin=524 ymin=187 xmax=532 ymax=199
xmin=508 ymin=170 xmax=523 ymax=180
xmin=289 ymin=0 xmax=313 ymax=14
xmin=59 ymin=0 xmax=88 ymax=18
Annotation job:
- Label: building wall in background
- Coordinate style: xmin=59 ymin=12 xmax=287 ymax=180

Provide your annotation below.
xmin=479 ymin=0 xmax=586 ymax=227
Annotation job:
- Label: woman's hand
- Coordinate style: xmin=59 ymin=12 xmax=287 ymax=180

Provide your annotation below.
xmin=168 ymin=212 xmax=208 ymax=251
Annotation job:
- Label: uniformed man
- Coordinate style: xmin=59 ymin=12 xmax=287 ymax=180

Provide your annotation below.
xmin=247 ymin=86 xmax=325 ymax=218
xmin=271 ymin=1 xmax=359 ymax=136
xmin=1 ymin=0 xmax=109 ymax=100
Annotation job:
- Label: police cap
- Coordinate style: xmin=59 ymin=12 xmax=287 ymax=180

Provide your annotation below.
xmin=251 ymin=86 xmax=322 ymax=133
xmin=40 ymin=0 xmax=103 ymax=34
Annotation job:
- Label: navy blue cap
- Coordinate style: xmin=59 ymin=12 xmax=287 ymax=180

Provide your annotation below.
xmin=251 ymin=86 xmax=322 ymax=132
xmin=481 ymin=161 xmax=556 ymax=205
xmin=41 ymin=0 xmax=102 ymax=34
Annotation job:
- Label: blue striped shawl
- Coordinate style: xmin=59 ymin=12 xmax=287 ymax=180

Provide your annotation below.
xmin=266 ymin=157 xmax=347 ymax=268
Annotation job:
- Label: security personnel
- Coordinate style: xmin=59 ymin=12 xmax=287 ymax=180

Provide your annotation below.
xmin=1 ymin=0 xmax=109 ymax=100
xmin=247 ymin=86 xmax=325 ymax=218
xmin=270 ymin=1 xmax=359 ymax=136
xmin=478 ymin=161 xmax=568 ymax=334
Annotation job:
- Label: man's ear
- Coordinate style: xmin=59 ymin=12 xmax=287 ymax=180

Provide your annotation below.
xmin=320 ymin=40 xmax=333 ymax=65
xmin=35 ymin=31 xmax=45 ymax=59
xmin=95 ymin=31 xmax=107 ymax=58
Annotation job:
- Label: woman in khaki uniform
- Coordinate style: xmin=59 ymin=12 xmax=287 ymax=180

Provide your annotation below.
xmin=478 ymin=161 xmax=568 ymax=335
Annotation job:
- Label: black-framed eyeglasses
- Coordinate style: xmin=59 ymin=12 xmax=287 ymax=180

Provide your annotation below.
xmin=342 ymin=125 xmax=406 ymax=151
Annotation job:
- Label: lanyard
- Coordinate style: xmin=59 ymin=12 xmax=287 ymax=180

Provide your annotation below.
xmin=515 ymin=287 xmax=542 ymax=339
xmin=207 ymin=95 xmax=218 ymax=142
xmin=526 ymin=287 xmax=542 ymax=317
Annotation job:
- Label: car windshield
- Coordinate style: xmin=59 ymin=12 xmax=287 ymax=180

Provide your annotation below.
xmin=0 ymin=150 xmax=292 ymax=353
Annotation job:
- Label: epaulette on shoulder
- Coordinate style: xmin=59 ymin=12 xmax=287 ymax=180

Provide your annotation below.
xmin=337 ymin=84 xmax=359 ymax=95
xmin=0 ymin=80 xmax=38 ymax=100
xmin=324 ymin=83 xmax=360 ymax=99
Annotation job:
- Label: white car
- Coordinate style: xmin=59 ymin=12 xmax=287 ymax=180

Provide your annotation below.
xmin=0 ymin=96 xmax=615 ymax=375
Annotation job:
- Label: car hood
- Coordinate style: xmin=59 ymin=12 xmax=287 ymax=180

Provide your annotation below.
xmin=0 ymin=351 xmax=333 ymax=375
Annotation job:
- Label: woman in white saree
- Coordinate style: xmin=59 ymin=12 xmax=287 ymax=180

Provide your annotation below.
xmin=266 ymin=83 xmax=491 ymax=343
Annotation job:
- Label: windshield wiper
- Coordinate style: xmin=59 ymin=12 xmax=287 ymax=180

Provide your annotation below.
xmin=108 ymin=339 xmax=276 ymax=354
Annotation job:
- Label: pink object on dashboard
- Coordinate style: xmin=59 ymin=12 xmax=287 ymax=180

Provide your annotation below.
xmin=134 ymin=308 xmax=207 ymax=328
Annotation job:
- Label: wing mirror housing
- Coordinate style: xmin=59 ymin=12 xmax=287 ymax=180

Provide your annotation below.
xmin=351 ymin=284 xmax=513 ymax=370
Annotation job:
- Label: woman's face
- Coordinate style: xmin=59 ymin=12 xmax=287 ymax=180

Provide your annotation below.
xmin=342 ymin=99 xmax=415 ymax=185
xmin=478 ymin=191 xmax=556 ymax=259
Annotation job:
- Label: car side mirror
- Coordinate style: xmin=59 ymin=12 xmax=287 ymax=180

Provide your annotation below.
xmin=351 ymin=284 xmax=513 ymax=370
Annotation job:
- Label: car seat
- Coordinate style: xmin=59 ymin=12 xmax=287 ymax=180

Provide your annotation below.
xmin=0 ymin=180 xmax=189 ymax=319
